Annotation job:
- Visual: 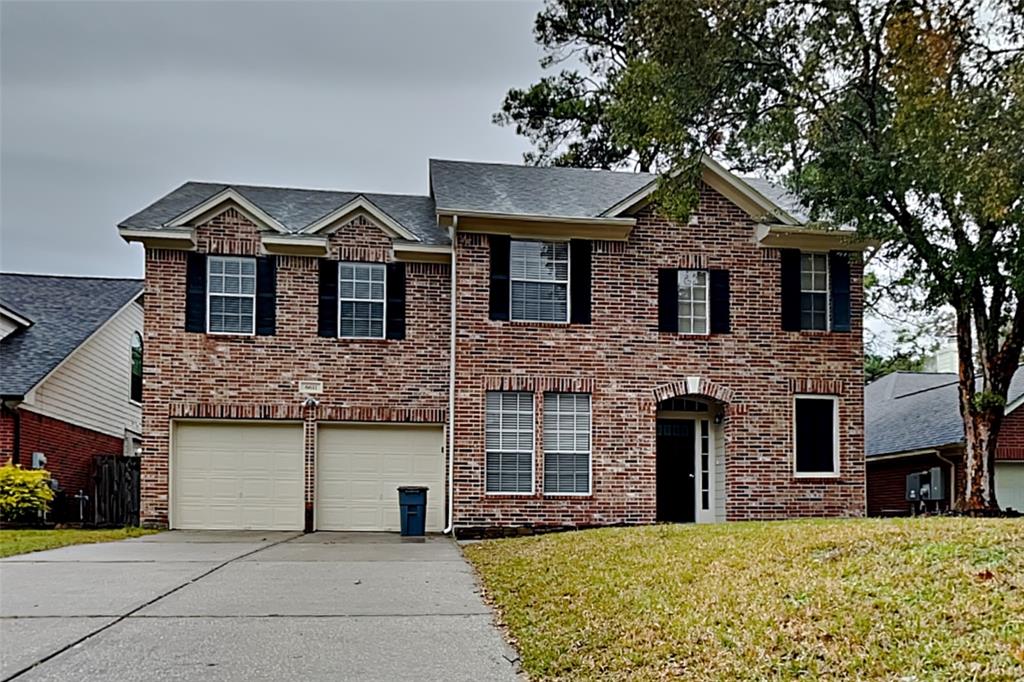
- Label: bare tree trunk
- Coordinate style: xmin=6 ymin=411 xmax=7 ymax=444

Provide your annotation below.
xmin=955 ymin=309 xmax=1002 ymax=512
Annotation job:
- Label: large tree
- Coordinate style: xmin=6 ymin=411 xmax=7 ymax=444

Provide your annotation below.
xmin=500 ymin=0 xmax=1023 ymax=511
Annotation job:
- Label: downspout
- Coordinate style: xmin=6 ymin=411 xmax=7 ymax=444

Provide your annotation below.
xmin=443 ymin=216 xmax=458 ymax=536
xmin=936 ymin=449 xmax=959 ymax=508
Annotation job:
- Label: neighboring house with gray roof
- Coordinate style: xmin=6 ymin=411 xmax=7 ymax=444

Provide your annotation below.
xmin=1 ymin=273 xmax=144 ymax=509
xmin=864 ymin=367 xmax=1024 ymax=514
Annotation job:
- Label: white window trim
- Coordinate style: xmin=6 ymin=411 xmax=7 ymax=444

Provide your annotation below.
xmin=484 ymin=392 xmax=536 ymax=495
xmin=695 ymin=417 xmax=714 ymax=522
xmin=800 ymin=251 xmax=831 ymax=332
xmin=130 ymin=331 xmax=143 ymax=406
xmin=337 ymin=261 xmax=387 ymax=340
xmin=206 ymin=255 xmax=256 ymax=336
xmin=542 ymin=393 xmax=593 ymax=497
xmin=509 ymin=239 xmax=571 ymax=324
xmin=677 ymin=269 xmax=710 ymax=336
xmin=792 ymin=394 xmax=840 ymax=478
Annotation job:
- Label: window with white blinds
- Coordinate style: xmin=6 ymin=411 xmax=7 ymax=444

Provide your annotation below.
xmin=339 ymin=262 xmax=386 ymax=338
xmin=485 ymin=392 xmax=534 ymax=493
xmin=207 ymin=256 xmax=256 ymax=334
xmin=510 ymin=240 xmax=569 ymax=322
xmin=543 ymin=393 xmax=591 ymax=494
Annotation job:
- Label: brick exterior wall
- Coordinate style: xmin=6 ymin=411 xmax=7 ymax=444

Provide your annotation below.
xmin=140 ymin=208 xmax=450 ymax=526
xmin=997 ymin=406 xmax=1024 ymax=461
xmin=0 ymin=408 xmax=123 ymax=498
xmin=451 ymin=184 xmax=866 ymax=529
xmin=140 ymin=186 xmax=867 ymax=530
xmin=865 ymin=452 xmax=960 ymax=516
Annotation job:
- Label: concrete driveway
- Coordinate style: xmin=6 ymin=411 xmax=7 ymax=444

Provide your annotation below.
xmin=0 ymin=532 xmax=521 ymax=681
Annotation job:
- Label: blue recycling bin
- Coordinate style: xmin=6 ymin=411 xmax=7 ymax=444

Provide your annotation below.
xmin=397 ymin=486 xmax=428 ymax=536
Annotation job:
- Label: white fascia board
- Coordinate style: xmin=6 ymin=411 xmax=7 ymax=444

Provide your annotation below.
xmin=0 ymin=305 xmax=32 ymax=328
xmin=164 ymin=188 xmax=288 ymax=233
xmin=755 ymin=224 xmax=879 ymax=251
xmin=118 ymin=227 xmax=196 ymax=249
xmin=435 ymin=208 xmax=636 ymax=227
xmin=300 ymin=196 xmax=420 ymax=242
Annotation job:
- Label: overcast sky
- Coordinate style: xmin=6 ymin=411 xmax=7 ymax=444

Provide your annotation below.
xmin=0 ymin=0 xmax=545 ymax=278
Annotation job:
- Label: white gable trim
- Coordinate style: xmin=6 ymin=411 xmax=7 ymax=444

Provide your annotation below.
xmin=600 ymin=155 xmax=802 ymax=226
xmin=300 ymin=196 xmax=420 ymax=242
xmin=165 ymin=188 xmax=289 ymax=233
xmin=1007 ymin=393 xmax=1024 ymax=415
xmin=0 ymin=304 xmax=32 ymax=329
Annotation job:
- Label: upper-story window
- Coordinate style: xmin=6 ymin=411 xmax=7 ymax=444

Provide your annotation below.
xmin=800 ymin=253 xmax=829 ymax=331
xmin=677 ymin=270 xmax=709 ymax=335
xmin=339 ymin=262 xmax=386 ymax=338
xmin=510 ymin=240 xmax=569 ymax=323
xmin=207 ymin=256 xmax=256 ymax=335
xmin=130 ymin=331 xmax=143 ymax=403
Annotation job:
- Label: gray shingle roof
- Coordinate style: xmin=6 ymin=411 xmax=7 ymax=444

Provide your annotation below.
xmin=865 ymin=368 xmax=1024 ymax=457
xmin=429 ymin=159 xmax=657 ymax=218
xmin=739 ymin=176 xmax=813 ymax=224
xmin=119 ymin=183 xmax=448 ymax=246
xmin=0 ymin=273 xmax=143 ymax=397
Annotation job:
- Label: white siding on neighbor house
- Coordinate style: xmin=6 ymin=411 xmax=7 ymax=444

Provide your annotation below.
xmin=25 ymin=300 xmax=143 ymax=439
xmin=0 ymin=313 xmax=22 ymax=340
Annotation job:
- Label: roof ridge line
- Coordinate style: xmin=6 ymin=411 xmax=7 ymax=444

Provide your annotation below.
xmin=0 ymin=272 xmax=143 ymax=281
xmin=893 ymin=379 xmax=961 ymax=400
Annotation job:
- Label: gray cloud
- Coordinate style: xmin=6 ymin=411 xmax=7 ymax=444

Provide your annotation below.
xmin=1 ymin=0 xmax=545 ymax=277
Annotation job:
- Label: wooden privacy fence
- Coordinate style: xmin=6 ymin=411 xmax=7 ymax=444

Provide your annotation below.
xmin=93 ymin=455 xmax=141 ymax=527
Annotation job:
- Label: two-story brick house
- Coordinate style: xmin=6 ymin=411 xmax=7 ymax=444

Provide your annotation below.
xmin=119 ymin=157 xmax=868 ymax=532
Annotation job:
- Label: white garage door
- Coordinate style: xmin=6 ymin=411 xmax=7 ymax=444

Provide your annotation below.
xmin=172 ymin=421 xmax=304 ymax=530
xmin=996 ymin=462 xmax=1024 ymax=512
xmin=317 ymin=424 xmax=445 ymax=532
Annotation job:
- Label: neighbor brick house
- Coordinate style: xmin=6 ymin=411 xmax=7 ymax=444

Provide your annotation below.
xmin=865 ymin=368 xmax=1024 ymax=515
xmin=0 ymin=274 xmax=144 ymax=516
xmin=119 ymin=157 xmax=869 ymax=533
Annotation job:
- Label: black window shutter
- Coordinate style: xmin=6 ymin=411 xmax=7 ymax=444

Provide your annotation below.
xmin=185 ymin=252 xmax=206 ymax=333
xmin=489 ymin=235 xmax=511 ymax=321
xmin=385 ymin=262 xmax=406 ymax=340
xmin=657 ymin=269 xmax=679 ymax=333
xmin=709 ymin=269 xmax=731 ymax=333
xmin=569 ymin=239 xmax=592 ymax=324
xmin=829 ymin=251 xmax=851 ymax=332
xmin=318 ymin=259 xmax=339 ymax=337
xmin=255 ymin=256 xmax=276 ymax=336
xmin=780 ymin=249 xmax=802 ymax=331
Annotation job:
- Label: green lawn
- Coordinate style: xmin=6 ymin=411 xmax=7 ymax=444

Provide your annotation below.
xmin=0 ymin=527 xmax=158 ymax=558
xmin=464 ymin=518 xmax=1024 ymax=681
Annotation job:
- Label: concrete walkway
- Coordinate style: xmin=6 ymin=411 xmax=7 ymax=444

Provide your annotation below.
xmin=0 ymin=531 xmax=521 ymax=681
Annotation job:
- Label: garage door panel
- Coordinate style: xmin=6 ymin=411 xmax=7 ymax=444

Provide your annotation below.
xmin=172 ymin=422 xmax=304 ymax=531
xmin=996 ymin=463 xmax=1024 ymax=511
xmin=316 ymin=424 xmax=444 ymax=532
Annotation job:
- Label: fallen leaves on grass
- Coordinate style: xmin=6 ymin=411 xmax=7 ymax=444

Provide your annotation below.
xmin=464 ymin=518 xmax=1024 ymax=681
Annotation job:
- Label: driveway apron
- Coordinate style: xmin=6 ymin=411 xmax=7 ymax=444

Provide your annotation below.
xmin=0 ymin=532 xmax=521 ymax=681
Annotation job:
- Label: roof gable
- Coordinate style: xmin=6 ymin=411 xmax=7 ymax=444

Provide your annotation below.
xmin=119 ymin=183 xmax=447 ymax=246
xmin=0 ymin=274 xmax=143 ymax=398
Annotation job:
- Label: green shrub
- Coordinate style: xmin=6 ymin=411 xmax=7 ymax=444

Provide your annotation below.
xmin=0 ymin=464 xmax=55 ymax=522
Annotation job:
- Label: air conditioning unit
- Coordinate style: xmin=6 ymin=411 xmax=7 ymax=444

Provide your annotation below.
xmin=906 ymin=466 xmax=946 ymax=502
